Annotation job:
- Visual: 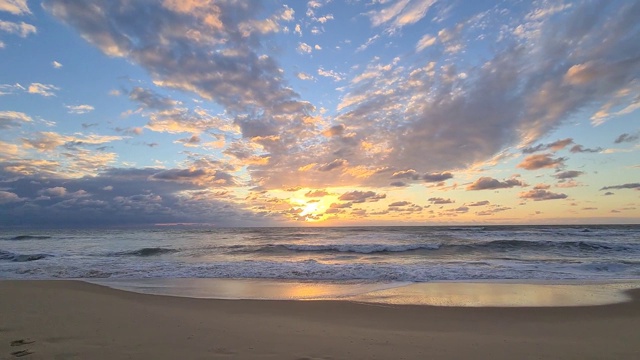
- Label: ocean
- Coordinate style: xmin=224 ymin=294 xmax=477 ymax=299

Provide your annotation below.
xmin=2 ymin=225 xmax=639 ymax=282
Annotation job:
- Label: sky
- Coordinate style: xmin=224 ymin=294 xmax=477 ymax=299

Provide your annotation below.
xmin=0 ymin=0 xmax=639 ymax=228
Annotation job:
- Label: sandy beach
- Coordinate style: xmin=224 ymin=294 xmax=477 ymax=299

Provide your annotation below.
xmin=1 ymin=281 xmax=639 ymax=359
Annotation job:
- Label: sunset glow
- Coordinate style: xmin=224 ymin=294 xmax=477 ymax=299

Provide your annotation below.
xmin=0 ymin=0 xmax=639 ymax=227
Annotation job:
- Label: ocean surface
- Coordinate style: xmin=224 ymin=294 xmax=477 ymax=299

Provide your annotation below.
xmin=2 ymin=225 xmax=640 ymax=282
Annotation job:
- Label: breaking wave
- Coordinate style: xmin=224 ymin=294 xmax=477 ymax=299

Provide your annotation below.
xmin=115 ymin=247 xmax=179 ymax=257
xmin=0 ymin=250 xmax=50 ymax=262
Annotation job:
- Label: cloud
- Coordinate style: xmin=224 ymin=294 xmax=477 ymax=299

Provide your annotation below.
xmin=466 ymin=177 xmax=526 ymax=190
xmin=554 ymin=170 xmax=583 ymax=179
xmin=39 ymin=186 xmax=67 ymax=197
xmin=0 ymin=0 xmax=30 ymax=15
xmin=367 ymin=0 xmax=436 ymax=31
xmin=437 ymin=23 xmax=464 ymax=53
xmin=0 ymin=167 xmax=268 ymax=227
xmin=338 ymin=190 xmax=386 ymax=203
xmin=150 ymin=167 xmax=236 ymax=187
xmin=27 ymin=83 xmax=59 ymax=97
xmin=522 ymin=138 xmax=573 ymax=153
xmin=52 ymin=61 xmax=63 ymax=68
xmin=66 ymin=104 xmax=95 ymax=114
xmin=297 ymin=42 xmax=312 ymax=54
xmin=388 ymin=201 xmax=410 ymax=207
xmin=318 ymin=68 xmax=343 ymax=81
xmin=0 ymin=110 xmax=31 ymax=129
xmin=0 ymin=83 xmax=25 ymax=95
xmin=305 ymin=190 xmax=328 ymax=198
xmin=324 ymin=1 xmax=640 ymax=183
xmin=519 ymin=189 xmax=568 ymax=201
xmin=128 ymin=87 xmax=178 ymax=110
xmin=599 ymin=183 xmax=640 ymax=191
xmin=422 ymin=172 xmax=453 ymax=182
xmin=391 ymin=169 xmax=419 ymax=180
xmin=517 ymin=154 xmax=564 ymax=170
xmin=416 ymin=34 xmax=436 ymax=52
xmin=329 ymin=202 xmax=352 ymax=209
xmin=467 ymin=200 xmax=490 ymax=207
xmin=614 ymin=133 xmax=639 ymax=144
xmin=475 ymin=205 xmax=511 ymax=216
xmin=389 ymin=181 xmax=407 ymax=187
xmin=0 ymin=190 xmax=23 ymax=204
xmin=0 ymin=20 xmax=36 ymax=37
xmin=569 ymin=145 xmax=601 ymax=153
xmin=295 ymin=72 xmax=315 ymax=81
xmin=174 ymin=135 xmax=201 ymax=147
xmin=22 ymin=132 xmax=122 ymax=152
xmin=428 ymin=197 xmax=453 ymax=204
xmin=315 ymin=159 xmax=347 ymax=172
xmin=43 ymin=0 xmax=312 ymax=142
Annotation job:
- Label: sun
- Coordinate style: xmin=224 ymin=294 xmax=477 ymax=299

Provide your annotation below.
xmin=288 ymin=194 xmax=332 ymax=222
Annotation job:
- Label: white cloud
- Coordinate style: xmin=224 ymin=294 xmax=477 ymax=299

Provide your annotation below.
xmin=294 ymin=23 xmax=302 ymax=36
xmin=297 ymin=42 xmax=312 ymax=54
xmin=315 ymin=14 xmax=334 ymax=23
xmin=0 ymin=83 xmax=25 ymax=95
xmin=314 ymin=44 xmax=322 ymax=50
xmin=0 ymin=110 xmax=32 ymax=128
xmin=0 ymin=20 xmax=36 ymax=37
xmin=28 ymin=83 xmax=59 ymax=97
xmin=296 ymin=72 xmax=315 ymax=81
xmin=416 ymin=34 xmax=436 ymax=51
xmin=356 ymin=34 xmax=380 ymax=52
xmin=22 ymin=132 xmax=123 ymax=152
xmin=52 ymin=61 xmax=63 ymax=68
xmin=317 ymin=68 xmax=343 ymax=81
xmin=0 ymin=0 xmax=30 ymax=15
xmin=367 ymin=0 xmax=436 ymax=31
xmin=66 ymin=104 xmax=95 ymax=114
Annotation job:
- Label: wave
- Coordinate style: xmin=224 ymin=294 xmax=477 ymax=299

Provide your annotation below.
xmin=448 ymin=227 xmax=486 ymax=231
xmin=0 ymin=250 xmax=49 ymax=262
xmin=3 ymin=257 xmax=639 ymax=281
xmin=116 ymin=247 xmax=179 ymax=257
xmin=468 ymin=239 xmax=628 ymax=252
xmin=9 ymin=235 xmax=52 ymax=240
xmin=231 ymin=243 xmax=442 ymax=255
xmin=226 ymin=239 xmax=636 ymax=256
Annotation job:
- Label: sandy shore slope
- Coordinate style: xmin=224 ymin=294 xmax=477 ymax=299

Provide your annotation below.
xmin=1 ymin=280 xmax=639 ymax=359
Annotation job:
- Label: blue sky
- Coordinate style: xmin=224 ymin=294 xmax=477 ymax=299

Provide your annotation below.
xmin=0 ymin=0 xmax=639 ymax=227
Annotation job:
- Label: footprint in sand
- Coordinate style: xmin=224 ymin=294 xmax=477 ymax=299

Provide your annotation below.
xmin=10 ymin=339 xmax=35 ymax=347
xmin=10 ymin=349 xmax=34 ymax=357
xmin=9 ymin=339 xmax=35 ymax=357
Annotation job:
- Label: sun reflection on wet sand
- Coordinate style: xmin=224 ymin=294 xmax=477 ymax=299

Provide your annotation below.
xmin=350 ymin=282 xmax=640 ymax=307
xmin=91 ymin=278 xmax=640 ymax=307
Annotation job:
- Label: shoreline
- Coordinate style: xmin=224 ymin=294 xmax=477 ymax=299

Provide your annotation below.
xmin=2 ymin=280 xmax=640 ymax=359
xmin=86 ymin=277 xmax=640 ymax=307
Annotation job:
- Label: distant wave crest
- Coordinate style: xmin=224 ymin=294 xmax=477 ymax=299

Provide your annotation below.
xmin=9 ymin=235 xmax=52 ymax=240
xmin=116 ymin=247 xmax=179 ymax=257
xmin=0 ymin=250 xmax=49 ymax=262
xmin=471 ymin=239 xmax=626 ymax=252
xmin=230 ymin=239 xmax=633 ymax=256
xmin=232 ymin=243 xmax=441 ymax=255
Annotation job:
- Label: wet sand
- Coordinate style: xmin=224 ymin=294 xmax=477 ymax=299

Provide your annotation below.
xmin=1 ymin=280 xmax=640 ymax=359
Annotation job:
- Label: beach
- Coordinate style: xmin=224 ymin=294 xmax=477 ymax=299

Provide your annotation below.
xmin=2 ymin=281 xmax=640 ymax=359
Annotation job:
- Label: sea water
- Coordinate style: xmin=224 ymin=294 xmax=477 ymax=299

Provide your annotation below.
xmin=2 ymin=225 xmax=639 ymax=282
